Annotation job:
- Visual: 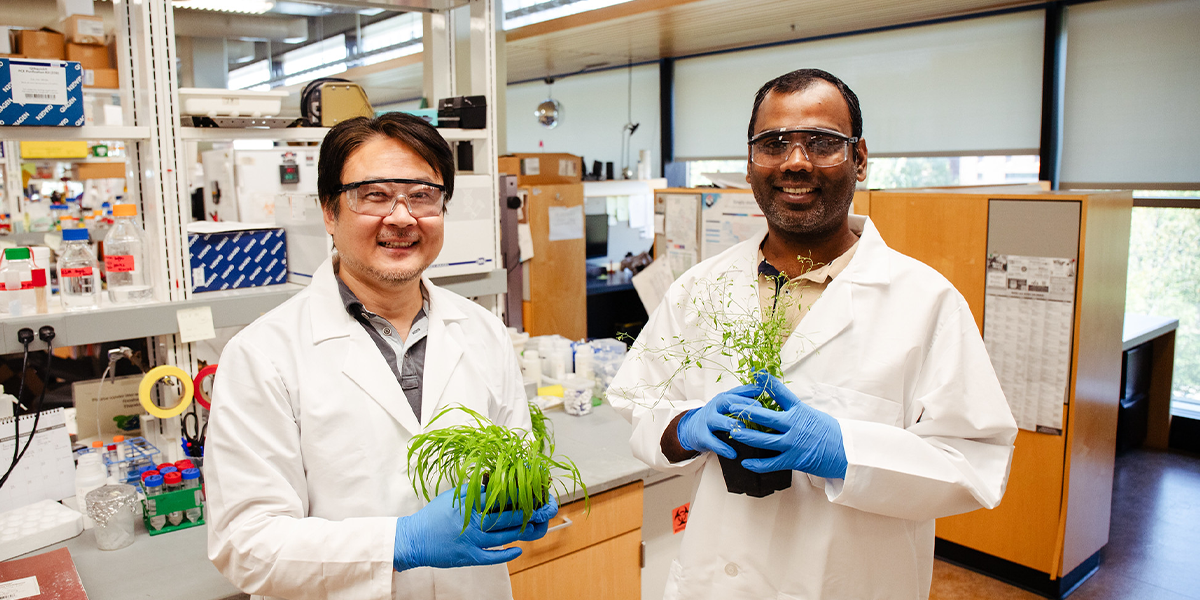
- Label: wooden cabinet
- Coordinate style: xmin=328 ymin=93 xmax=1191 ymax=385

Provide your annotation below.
xmin=509 ymin=481 xmax=642 ymax=600
xmin=864 ymin=189 xmax=1131 ymax=597
xmin=520 ymin=182 xmax=587 ymax=340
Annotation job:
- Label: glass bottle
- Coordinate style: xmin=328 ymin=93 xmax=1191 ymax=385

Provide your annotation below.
xmin=103 ymin=204 xmax=153 ymax=304
xmin=0 ymin=247 xmax=36 ymax=316
xmin=58 ymin=228 xmax=100 ymax=311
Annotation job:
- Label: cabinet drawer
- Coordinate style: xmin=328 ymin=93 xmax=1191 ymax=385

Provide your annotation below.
xmin=510 ymin=529 xmax=641 ymax=600
xmin=508 ymin=480 xmax=643 ymax=574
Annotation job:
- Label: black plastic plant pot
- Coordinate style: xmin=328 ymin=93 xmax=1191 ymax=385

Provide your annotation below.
xmin=714 ymin=431 xmax=792 ymax=498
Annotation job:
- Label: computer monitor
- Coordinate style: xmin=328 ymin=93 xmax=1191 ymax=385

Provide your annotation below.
xmin=585 ymin=214 xmax=609 ymax=259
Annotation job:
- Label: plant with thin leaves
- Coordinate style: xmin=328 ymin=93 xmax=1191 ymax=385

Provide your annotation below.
xmin=407 ymin=404 xmax=587 ymax=533
xmin=616 ymin=260 xmax=819 ymax=428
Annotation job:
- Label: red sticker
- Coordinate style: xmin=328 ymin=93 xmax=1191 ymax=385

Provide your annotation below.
xmin=4 ymin=281 xmax=33 ymax=290
xmin=672 ymin=503 xmax=690 ymax=534
xmin=61 ymin=267 xmax=93 ymax=278
xmin=105 ymin=255 xmax=135 ymax=272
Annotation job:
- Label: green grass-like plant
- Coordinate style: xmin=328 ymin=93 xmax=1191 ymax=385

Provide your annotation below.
xmin=618 ymin=261 xmax=819 ymax=429
xmin=407 ymin=403 xmax=587 ymax=532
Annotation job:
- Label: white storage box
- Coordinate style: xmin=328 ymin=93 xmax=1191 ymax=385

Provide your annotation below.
xmin=178 ymin=88 xmax=289 ymax=118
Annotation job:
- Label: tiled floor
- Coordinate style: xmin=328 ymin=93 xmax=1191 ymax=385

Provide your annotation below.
xmin=930 ymin=449 xmax=1200 ymax=600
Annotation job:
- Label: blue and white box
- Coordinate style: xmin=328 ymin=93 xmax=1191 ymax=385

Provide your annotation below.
xmin=0 ymin=58 xmax=86 ymax=127
xmin=188 ymin=224 xmax=288 ymax=293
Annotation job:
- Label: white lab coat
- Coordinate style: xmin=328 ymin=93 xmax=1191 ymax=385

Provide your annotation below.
xmin=608 ymin=215 xmax=1018 ymax=600
xmin=206 ymin=258 xmax=530 ymax=600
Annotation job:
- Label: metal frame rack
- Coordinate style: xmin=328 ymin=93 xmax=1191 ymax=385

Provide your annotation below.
xmin=0 ymin=0 xmax=503 ymax=359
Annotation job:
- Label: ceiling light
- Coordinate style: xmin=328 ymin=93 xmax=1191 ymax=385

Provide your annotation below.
xmin=173 ymin=0 xmax=275 ymax=14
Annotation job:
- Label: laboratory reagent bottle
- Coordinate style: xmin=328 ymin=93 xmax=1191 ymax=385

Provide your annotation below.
xmin=1 ymin=247 xmax=37 ymax=316
xmin=75 ymin=452 xmax=108 ymax=530
xmin=58 ymin=228 xmax=100 ymax=311
xmin=104 ymin=203 xmax=153 ymax=304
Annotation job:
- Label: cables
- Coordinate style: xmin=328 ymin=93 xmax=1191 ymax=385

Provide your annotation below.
xmin=0 ymin=326 xmax=54 ymax=490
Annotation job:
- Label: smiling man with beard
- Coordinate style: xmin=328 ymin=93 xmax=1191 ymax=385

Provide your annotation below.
xmin=205 ymin=113 xmax=556 ymax=600
xmin=608 ymin=69 xmax=1018 ymax=599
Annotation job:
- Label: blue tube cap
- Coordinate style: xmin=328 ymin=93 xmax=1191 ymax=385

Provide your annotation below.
xmin=158 ymin=466 xmax=178 ymax=475
xmin=144 ymin=474 xmax=163 ymax=489
xmin=182 ymin=467 xmax=200 ymax=481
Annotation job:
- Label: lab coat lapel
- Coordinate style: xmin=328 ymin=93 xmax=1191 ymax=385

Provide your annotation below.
xmin=783 ymin=277 xmax=853 ymax=369
xmin=309 ymin=258 xmax=423 ymax=435
xmin=419 ymin=279 xmax=466 ymax=425
xmin=780 ymin=215 xmax=889 ymax=370
xmin=342 ymin=328 xmax=423 ymax=436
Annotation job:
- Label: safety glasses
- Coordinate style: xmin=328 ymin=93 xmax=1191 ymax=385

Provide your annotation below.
xmin=337 ymin=178 xmax=447 ymax=218
xmin=748 ymin=127 xmax=859 ymax=168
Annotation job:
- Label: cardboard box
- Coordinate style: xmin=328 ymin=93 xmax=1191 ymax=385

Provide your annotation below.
xmin=65 ymin=42 xmax=108 ymax=69
xmin=83 ymin=67 xmax=117 ymax=89
xmin=15 ymin=29 xmax=65 ymax=60
xmin=498 ymin=153 xmax=582 ymax=186
xmin=188 ymin=226 xmax=288 ymax=292
xmin=61 ymin=15 xmax=105 ymax=45
xmin=74 ymin=161 xmax=125 ymax=180
xmin=0 ymin=59 xmax=86 ymax=127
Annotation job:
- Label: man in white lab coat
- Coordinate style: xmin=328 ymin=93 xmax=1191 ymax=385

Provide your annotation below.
xmin=206 ymin=113 xmax=555 ymax=600
xmin=608 ymin=69 xmax=1019 ymax=599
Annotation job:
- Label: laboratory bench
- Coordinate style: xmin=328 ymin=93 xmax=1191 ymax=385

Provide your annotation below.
xmin=15 ymin=403 xmax=687 ymax=600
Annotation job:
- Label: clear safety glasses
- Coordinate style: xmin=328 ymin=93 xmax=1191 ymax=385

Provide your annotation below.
xmin=337 ymin=178 xmax=447 ymax=218
xmin=748 ymin=127 xmax=860 ymax=168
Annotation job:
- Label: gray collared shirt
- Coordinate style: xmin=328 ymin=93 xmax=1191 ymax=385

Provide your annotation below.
xmin=336 ymin=276 xmax=430 ymax=422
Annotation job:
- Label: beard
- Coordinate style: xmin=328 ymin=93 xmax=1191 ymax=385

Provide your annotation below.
xmin=336 ymin=247 xmax=425 ymax=285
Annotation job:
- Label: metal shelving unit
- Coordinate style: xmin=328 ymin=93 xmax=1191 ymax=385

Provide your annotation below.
xmin=0 ymin=126 xmax=152 ymax=142
xmin=0 ymin=0 xmax=502 ymax=366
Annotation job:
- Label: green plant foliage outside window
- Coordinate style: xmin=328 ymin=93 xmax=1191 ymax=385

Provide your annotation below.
xmin=407 ymin=403 xmax=587 ymax=533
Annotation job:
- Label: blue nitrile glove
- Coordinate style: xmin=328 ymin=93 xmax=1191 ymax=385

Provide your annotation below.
xmin=393 ymin=488 xmax=558 ymax=571
xmin=677 ymin=383 xmax=764 ymax=460
xmin=728 ymin=372 xmax=848 ymax=479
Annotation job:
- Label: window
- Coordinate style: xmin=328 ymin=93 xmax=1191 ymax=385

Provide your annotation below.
xmin=282 ymin=35 xmax=347 ymax=86
xmin=1125 ymin=200 xmax=1200 ymax=418
xmin=228 ymin=60 xmax=270 ymax=91
xmin=867 ymin=155 xmax=1040 ymax=189
xmin=685 ymin=160 xmax=745 ymax=188
xmin=360 ymin=13 xmax=423 ymax=66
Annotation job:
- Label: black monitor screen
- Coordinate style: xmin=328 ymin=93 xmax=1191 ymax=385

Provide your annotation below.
xmin=585 ymin=214 xmax=609 ymax=259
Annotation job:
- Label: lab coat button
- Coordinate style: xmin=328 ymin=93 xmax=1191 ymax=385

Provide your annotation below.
xmin=725 ymin=563 xmax=738 ymax=577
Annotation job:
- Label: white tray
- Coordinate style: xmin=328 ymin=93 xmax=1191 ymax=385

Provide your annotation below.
xmin=178 ymin=88 xmax=290 ymax=118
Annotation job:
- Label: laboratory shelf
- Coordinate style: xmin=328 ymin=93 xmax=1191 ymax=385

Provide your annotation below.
xmin=0 ymin=126 xmax=151 ymax=142
xmin=0 ymin=270 xmax=504 ymax=354
xmin=179 ymin=126 xmax=487 ymax=142
xmin=0 ymin=283 xmax=304 ymax=355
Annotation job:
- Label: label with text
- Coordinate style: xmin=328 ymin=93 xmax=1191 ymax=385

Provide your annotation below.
xmin=105 ymin=255 xmax=135 ymax=272
xmin=61 ymin=267 xmax=93 ymax=278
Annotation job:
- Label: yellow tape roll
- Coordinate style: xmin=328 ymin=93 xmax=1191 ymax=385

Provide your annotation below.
xmin=139 ymin=365 xmax=195 ymax=419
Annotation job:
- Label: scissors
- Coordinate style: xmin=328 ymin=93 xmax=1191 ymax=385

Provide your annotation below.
xmin=181 ymin=364 xmax=217 ymax=458
xmin=182 ymin=408 xmax=207 ymax=458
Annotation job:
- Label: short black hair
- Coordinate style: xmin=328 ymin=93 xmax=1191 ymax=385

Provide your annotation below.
xmin=317 ymin=112 xmax=454 ymax=217
xmin=747 ymin=68 xmax=863 ymax=141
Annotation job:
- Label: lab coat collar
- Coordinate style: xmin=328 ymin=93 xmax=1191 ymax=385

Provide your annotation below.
xmin=307 ymin=258 xmax=469 ymax=434
xmin=730 ymin=214 xmax=893 ymax=369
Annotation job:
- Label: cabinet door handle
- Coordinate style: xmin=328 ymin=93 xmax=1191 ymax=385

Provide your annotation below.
xmin=547 ymin=515 xmax=574 ymax=534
